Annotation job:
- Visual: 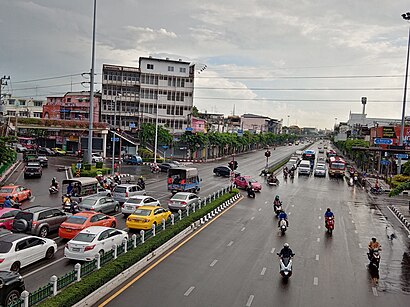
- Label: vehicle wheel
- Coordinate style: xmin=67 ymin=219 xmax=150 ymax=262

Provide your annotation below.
xmin=10 ymin=262 xmax=20 ymax=272
xmin=45 ymin=247 xmax=55 ymax=259
xmin=153 ymin=222 xmax=157 ymax=227
xmin=114 ymin=205 xmax=120 ymax=212
xmin=5 ymin=289 xmax=20 ymax=306
xmin=215 ymin=172 xmax=220 ymax=177
xmin=99 ymin=249 xmax=104 ymax=257
xmin=111 ymin=221 xmax=116 ymax=228
xmin=39 ymin=226 xmax=49 ymax=238
xmin=107 ymin=193 xmax=111 ymax=197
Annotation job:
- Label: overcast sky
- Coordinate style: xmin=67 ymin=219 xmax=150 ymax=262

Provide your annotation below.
xmin=1 ymin=0 xmax=410 ymax=129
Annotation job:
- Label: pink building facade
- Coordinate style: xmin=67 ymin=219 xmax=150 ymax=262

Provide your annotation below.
xmin=191 ymin=117 xmax=207 ymax=133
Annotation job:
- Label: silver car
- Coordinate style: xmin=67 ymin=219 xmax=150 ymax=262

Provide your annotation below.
xmin=314 ymin=163 xmax=327 ymax=177
xmin=78 ymin=196 xmax=120 ymax=214
xmin=121 ymin=195 xmax=160 ymax=216
xmin=168 ymin=192 xmax=201 ymax=212
xmin=113 ymin=184 xmax=146 ymax=204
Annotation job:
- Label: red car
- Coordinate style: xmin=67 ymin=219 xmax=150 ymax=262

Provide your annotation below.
xmin=0 ymin=208 xmax=20 ymax=230
xmin=234 ymin=176 xmax=262 ymax=191
xmin=0 ymin=185 xmax=32 ymax=204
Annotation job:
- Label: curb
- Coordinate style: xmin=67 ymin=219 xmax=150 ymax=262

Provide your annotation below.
xmin=73 ymin=193 xmax=242 ymax=307
xmin=0 ymin=160 xmax=22 ymax=184
xmin=389 ymin=205 xmax=410 ymax=232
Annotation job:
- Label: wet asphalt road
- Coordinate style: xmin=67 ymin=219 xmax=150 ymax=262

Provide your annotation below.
xmin=98 ymin=144 xmax=410 ymax=307
xmin=5 ymin=144 xmax=304 ymax=291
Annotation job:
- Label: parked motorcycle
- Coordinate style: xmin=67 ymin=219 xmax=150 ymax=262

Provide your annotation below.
xmin=49 ymin=184 xmax=59 ymax=195
xmin=325 ymin=217 xmax=335 ymax=235
xmin=279 ymin=219 xmax=287 ymax=235
xmin=277 ymin=254 xmax=294 ymax=281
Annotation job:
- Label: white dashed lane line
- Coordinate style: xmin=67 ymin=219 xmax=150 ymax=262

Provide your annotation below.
xmin=372 ymin=287 xmax=378 ymax=296
xmin=317 ymin=238 xmax=320 ymax=242
xmin=250 ymin=216 xmax=255 ymax=220
xmin=359 ymin=243 xmax=363 ymax=249
xmin=315 ymin=254 xmax=320 ymax=261
xmin=210 ymin=260 xmax=218 ymax=267
xmin=184 ymin=286 xmax=195 ymax=297
xmin=318 ymin=225 xmax=321 ymax=229
xmin=313 ymin=277 xmax=319 ymax=286
xmin=227 ymin=241 xmax=234 ymax=247
xmin=241 ymin=227 xmax=246 ymax=232
xmin=260 ymin=267 xmax=266 ymax=275
xmin=258 ymin=208 xmax=261 ymax=211
xmin=29 ymin=196 xmax=36 ymax=203
xmin=246 ymin=295 xmax=255 ymax=307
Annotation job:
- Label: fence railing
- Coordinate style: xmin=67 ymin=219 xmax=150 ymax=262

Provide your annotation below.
xmin=17 ymin=183 xmax=237 ymax=306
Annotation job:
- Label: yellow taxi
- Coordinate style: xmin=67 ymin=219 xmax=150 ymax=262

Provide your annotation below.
xmin=126 ymin=206 xmax=171 ymax=230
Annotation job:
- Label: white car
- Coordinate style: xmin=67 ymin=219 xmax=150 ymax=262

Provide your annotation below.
xmin=0 ymin=233 xmax=57 ymax=272
xmin=121 ymin=195 xmax=160 ymax=216
xmin=298 ymin=160 xmax=311 ymax=176
xmin=64 ymin=226 xmax=128 ymax=261
xmin=91 ymin=153 xmax=104 ymax=163
xmin=314 ymin=163 xmax=327 ymax=177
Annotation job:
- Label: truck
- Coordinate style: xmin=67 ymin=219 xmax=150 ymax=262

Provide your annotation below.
xmin=167 ymin=167 xmax=201 ymax=194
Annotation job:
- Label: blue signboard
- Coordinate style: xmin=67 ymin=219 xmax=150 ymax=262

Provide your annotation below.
xmin=381 ymin=159 xmax=390 ymax=165
xmin=129 ymin=123 xmax=136 ymax=128
xmin=237 ymin=129 xmax=243 ymax=137
xmin=162 ymin=145 xmax=169 ymax=149
xmin=111 ymin=137 xmax=119 ymax=142
xmin=396 ymin=153 xmax=409 ymax=159
xmin=185 ymin=127 xmax=193 ymax=132
xmin=374 ymin=138 xmax=393 ymax=145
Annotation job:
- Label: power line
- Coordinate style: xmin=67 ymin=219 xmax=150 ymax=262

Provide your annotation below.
xmin=12 ymin=73 xmax=84 ymax=84
xmin=11 ymin=82 xmax=83 ymax=91
xmin=196 ymin=74 xmax=404 ymax=80
xmin=193 ymin=96 xmax=401 ymax=103
xmin=195 ymin=86 xmax=403 ymax=91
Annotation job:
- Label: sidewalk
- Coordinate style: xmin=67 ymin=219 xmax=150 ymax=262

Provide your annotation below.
xmin=0 ymin=160 xmax=22 ymax=184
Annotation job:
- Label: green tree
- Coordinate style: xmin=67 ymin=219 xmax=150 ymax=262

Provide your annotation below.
xmin=192 ymin=106 xmax=199 ymax=117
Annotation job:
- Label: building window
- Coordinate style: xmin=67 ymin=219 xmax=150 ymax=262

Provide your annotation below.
xmin=180 ymin=67 xmax=186 ymax=73
xmin=168 ymin=66 xmax=174 ymax=72
xmin=67 ymin=98 xmax=71 ymax=102
xmin=34 ymin=101 xmax=42 ymax=107
xmin=147 ymin=64 xmax=154 ymax=70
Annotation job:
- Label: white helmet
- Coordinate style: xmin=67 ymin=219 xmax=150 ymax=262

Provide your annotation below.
xmin=284 ymin=243 xmax=289 ymax=248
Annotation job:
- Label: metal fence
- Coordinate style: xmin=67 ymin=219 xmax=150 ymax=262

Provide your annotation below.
xmin=18 ymin=183 xmax=236 ymax=306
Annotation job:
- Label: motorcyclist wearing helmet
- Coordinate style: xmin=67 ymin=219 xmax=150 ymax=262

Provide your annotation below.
xmin=62 ymin=194 xmax=71 ymax=206
xmin=368 ymin=237 xmax=381 ymax=259
xmin=277 ymin=210 xmax=289 ymax=227
xmin=137 ymin=176 xmax=145 ymax=190
xmin=273 ymin=195 xmax=282 ymax=213
xmin=278 ymin=243 xmax=295 ymax=258
xmin=51 ymin=177 xmax=58 ymax=188
xmin=3 ymin=196 xmax=12 ymax=208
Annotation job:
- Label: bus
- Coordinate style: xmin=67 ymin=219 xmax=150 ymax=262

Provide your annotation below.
xmin=18 ymin=137 xmax=36 ymax=149
xmin=328 ymin=156 xmax=346 ymax=177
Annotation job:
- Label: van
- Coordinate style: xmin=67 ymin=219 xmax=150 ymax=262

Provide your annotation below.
xmin=113 ymin=184 xmax=146 ymax=204
xmin=298 ymin=160 xmax=311 ymax=176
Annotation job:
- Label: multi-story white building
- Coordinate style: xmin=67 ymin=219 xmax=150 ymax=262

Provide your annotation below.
xmin=101 ymin=57 xmax=195 ymax=134
xmin=0 ymin=94 xmax=45 ymax=118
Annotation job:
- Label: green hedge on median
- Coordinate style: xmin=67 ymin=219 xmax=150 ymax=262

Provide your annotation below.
xmin=39 ymin=189 xmax=239 ymax=307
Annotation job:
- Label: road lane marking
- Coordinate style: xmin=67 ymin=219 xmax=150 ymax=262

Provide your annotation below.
xmin=387 ymin=206 xmax=410 ymax=235
xmin=315 ymin=254 xmax=319 ymax=261
xmin=246 ymin=295 xmax=254 ymax=306
xmin=291 ymin=204 xmax=294 ymax=207
xmin=260 ymin=267 xmax=266 ymax=275
xmin=265 ymin=201 xmax=268 ymax=204
xmin=210 ymin=260 xmax=218 ymax=267
xmin=318 ymin=216 xmax=322 ymax=220
xmin=319 ymin=208 xmax=322 ymax=211
xmin=359 ymin=243 xmax=363 ymax=249
xmin=313 ymin=277 xmax=319 ymax=285
xmin=184 ymin=286 xmax=195 ymax=296
xmin=354 ymin=230 xmax=358 ymax=234
xmin=317 ymin=238 xmax=320 ymax=242
xmin=258 ymin=208 xmax=261 ymax=211
xmin=288 ymin=212 xmax=291 ymax=215
xmin=22 ymin=257 xmax=66 ymax=278
xmin=29 ymin=196 xmax=36 ymax=203
xmin=241 ymin=227 xmax=246 ymax=232
xmin=349 ymin=211 xmax=352 ymax=215
xmin=98 ymin=195 xmax=244 ymax=307
xmin=251 ymin=216 xmax=255 ymax=220
xmin=227 ymin=241 xmax=234 ymax=247
xmin=372 ymin=287 xmax=378 ymax=296
xmin=270 ymin=248 xmax=276 ymax=254
xmin=352 ymin=220 xmax=355 ymax=224
xmin=114 ymin=212 xmax=122 ymax=217
xmin=318 ymin=225 xmax=321 ymax=229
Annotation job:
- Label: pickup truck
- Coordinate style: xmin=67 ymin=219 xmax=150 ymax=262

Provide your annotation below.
xmin=123 ymin=155 xmax=143 ymax=165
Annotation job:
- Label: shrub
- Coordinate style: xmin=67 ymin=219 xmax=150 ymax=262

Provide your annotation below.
xmin=95 ymin=162 xmax=103 ymax=169
xmin=71 ymin=164 xmax=111 ymax=177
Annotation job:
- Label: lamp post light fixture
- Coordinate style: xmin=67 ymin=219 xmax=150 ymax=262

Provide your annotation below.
xmin=112 ymin=94 xmax=121 ymax=175
xmin=398 ymin=12 xmax=410 ymax=174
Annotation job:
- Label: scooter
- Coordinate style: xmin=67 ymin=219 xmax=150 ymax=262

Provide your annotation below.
xmin=49 ymin=184 xmax=59 ymax=195
xmin=273 ymin=203 xmax=283 ymax=216
xmin=368 ymin=249 xmax=381 ymax=283
xmin=247 ymin=187 xmax=256 ymax=198
xmin=268 ymin=176 xmax=279 ymax=186
xmin=279 ymin=219 xmax=287 ymax=235
xmin=370 ymin=186 xmax=383 ymax=195
xmin=151 ymin=165 xmax=161 ymax=174
xmin=289 ymin=170 xmax=295 ymax=179
xmin=325 ymin=217 xmax=335 ymax=235
xmin=277 ymin=254 xmax=294 ymax=280
xmin=63 ymin=201 xmax=81 ymax=214
xmin=348 ymin=177 xmax=354 ymax=186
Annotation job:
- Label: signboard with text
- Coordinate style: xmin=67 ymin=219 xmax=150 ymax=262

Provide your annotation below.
xmin=374 ymin=138 xmax=393 ymax=145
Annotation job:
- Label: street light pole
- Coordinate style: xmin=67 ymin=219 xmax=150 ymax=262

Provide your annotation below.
xmin=398 ymin=12 xmax=410 ymax=174
xmin=87 ymin=0 xmax=97 ymax=164
xmin=111 ymin=94 xmax=120 ymax=175
xmin=154 ymin=92 xmax=159 ymax=164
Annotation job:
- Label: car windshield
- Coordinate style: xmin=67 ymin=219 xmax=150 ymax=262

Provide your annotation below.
xmin=0 ymin=188 xmax=13 ymax=193
xmin=133 ymin=209 xmax=151 ymax=216
xmin=331 ymin=163 xmax=345 ymax=170
xmin=248 ymin=178 xmax=256 ymax=183
xmin=80 ymin=198 xmax=98 ymax=206
xmin=114 ymin=187 xmax=126 ymax=193
xmin=126 ymin=198 xmax=143 ymax=204
xmin=316 ymin=165 xmax=325 ymax=170
xmin=0 ymin=241 xmax=12 ymax=253
xmin=66 ymin=216 xmax=87 ymax=225
xmin=172 ymin=194 xmax=188 ymax=200
xmin=73 ymin=233 xmax=96 ymax=243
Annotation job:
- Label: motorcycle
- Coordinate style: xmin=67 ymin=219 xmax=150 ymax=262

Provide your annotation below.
xmin=273 ymin=202 xmax=283 ymax=216
xmin=289 ymin=170 xmax=295 ymax=179
xmin=63 ymin=201 xmax=81 ymax=214
xmin=370 ymin=186 xmax=384 ymax=195
xmin=268 ymin=176 xmax=279 ymax=186
xmin=325 ymin=217 xmax=335 ymax=235
xmin=283 ymin=171 xmax=288 ymax=180
xmin=353 ymin=174 xmax=358 ymax=185
xmin=279 ymin=219 xmax=287 ymax=235
xmin=151 ymin=165 xmax=161 ymax=174
xmin=49 ymin=184 xmax=59 ymax=195
xmin=277 ymin=254 xmax=294 ymax=280
xmin=247 ymin=187 xmax=256 ymax=198
xmin=368 ymin=248 xmax=381 ymax=283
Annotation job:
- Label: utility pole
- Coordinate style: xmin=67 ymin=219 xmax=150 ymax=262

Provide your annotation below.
xmin=0 ymin=75 xmax=10 ymax=108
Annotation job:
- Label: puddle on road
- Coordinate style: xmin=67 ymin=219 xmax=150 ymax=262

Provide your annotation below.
xmin=347 ymin=200 xmax=410 ymax=295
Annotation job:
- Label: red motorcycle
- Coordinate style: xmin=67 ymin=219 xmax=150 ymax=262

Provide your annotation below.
xmin=325 ymin=217 xmax=335 ymax=235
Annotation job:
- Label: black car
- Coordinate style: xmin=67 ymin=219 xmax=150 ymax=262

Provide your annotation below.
xmin=37 ymin=147 xmax=55 ymax=156
xmin=23 ymin=162 xmax=42 ymax=178
xmin=36 ymin=156 xmax=48 ymax=167
xmin=0 ymin=271 xmax=25 ymax=306
xmin=213 ymin=166 xmax=231 ymax=177
xmin=159 ymin=162 xmax=180 ymax=172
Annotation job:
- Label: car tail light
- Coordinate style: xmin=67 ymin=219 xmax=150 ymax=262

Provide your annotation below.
xmin=84 ymin=245 xmax=96 ymax=251
xmin=181 ymin=201 xmax=187 ymax=205
xmin=0 ymin=259 xmax=4 ymax=263
xmin=121 ymin=204 xmax=125 ymax=208
xmin=32 ymin=221 xmax=39 ymax=227
xmin=125 ymin=192 xmax=129 ymax=197
xmin=90 ymin=207 xmax=95 ymax=211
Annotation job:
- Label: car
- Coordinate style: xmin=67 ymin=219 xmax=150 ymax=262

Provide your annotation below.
xmin=234 ymin=176 xmax=262 ymax=191
xmin=0 ymin=208 xmax=20 ymax=230
xmin=58 ymin=212 xmax=117 ymax=240
xmin=126 ymin=206 xmax=171 ymax=230
xmin=288 ymin=143 xmax=293 ymax=146
xmin=36 ymin=155 xmax=48 ymax=167
xmin=0 ymin=271 xmax=25 ymax=306
xmin=64 ymin=226 xmax=128 ymax=261
xmin=168 ymin=192 xmax=201 ymax=212
xmin=319 ymin=149 xmax=325 ymax=154
xmin=52 ymin=147 xmax=66 ymax=155
xmin=15 ymin=144 xmax=27 ymax=153
xmin=77 ymin=196 xmax=120 ymax=214
xmin=298 ymin=160 xmax=311 ymax=176
xmin=37 ymin=147 xmax=55 ymax=156
xmin=0 ymin=185 xmax=32 ymax=204
xmin=317 ymin=156 xmax=326 ymax=164
xmin=123 ymin=154 xmax=143 ymax=165
xmin=314 ymin=163 xmax=327 ymax=177
xmin=213 ymin=166 xmax=231 ymax=177
xmin=121 ymin=195 xmax=160 ymax=216
xmin=23 ymin=162 xmax=42 ymax=178
xmin=91 ymin=153 xmax=103 ymax=163
xmin=0 ymin=233 xmax=57 ymax=272
xmin=323 ymin=145 xmax=328 ymax=149
xmin=12 ymin=206 xmax=67 ymax=238
xmin=159 ymin=162 xmax=180 ymax=172
xmin=113 ymin=184 xmax=146 ymax=204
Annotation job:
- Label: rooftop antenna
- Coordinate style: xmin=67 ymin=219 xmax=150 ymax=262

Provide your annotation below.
xmin=233 ymin=104 xmax=235 ymax=116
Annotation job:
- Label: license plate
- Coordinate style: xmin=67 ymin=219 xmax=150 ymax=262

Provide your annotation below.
xmin=72 ymin=248 xmax=80 ymax=252
xmin=127 ymin=206 xmax=134 ymax=210
xmin=66 ymin=229 xmax=72 ymax=232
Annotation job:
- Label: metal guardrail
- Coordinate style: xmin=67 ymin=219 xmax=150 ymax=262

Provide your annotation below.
xmin=19 ymin=183 xmax=236 ymax=306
